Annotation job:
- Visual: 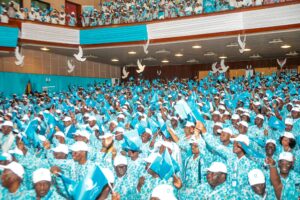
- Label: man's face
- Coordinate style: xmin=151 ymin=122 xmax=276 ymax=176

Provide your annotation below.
xmin=89 ymin=120 xmax=96 ymax=127
xmin=115 ymin=165 xmax=127 ymax=177
xmin=72 ymin=151 xmax=85 ymax=162
xmin=251 ymin=183 xmax=266 ymax=196
xmin=1 ymin=125 xmax=12 ymax=135
xmin=220 ymin=132 xmax=230 ymax=143
xmin=34 ymin=181 xmax=51 ymax=197
xmin=285 ymin=124 xmax=293 ymax=132
xmin=55 ymin=135 xmax=65 ymax=144
xmin=102 ymin=137 xmax=113 ymax=148
xmin=64 ymin=121 xmax=72 ymax=127
xmin=238 ymin=124 xmax=247 ymax=134
xmin=1 ymin=169 xmax=19 ymax=188
xmin=255 ymin=118 xmax=263 ymax=126
xmin=206 ymin=171 xmax=224 ymax=187
xmin=53 ymin=152 xmax=67 ymax=159
xmin=265 ymin=143 xmax=276 ymax=157
xmin=233 ymin=141 xmax=243 ymax=154
xmin=171 ymin=119 xmax=178 ymax=127
xmin=191 ymin=143 xmax=199 ymax=155
xmin=141 ymin=133 xmax=151 ymax=143
xmin=279 ymin=160 xmax=293 ymax=175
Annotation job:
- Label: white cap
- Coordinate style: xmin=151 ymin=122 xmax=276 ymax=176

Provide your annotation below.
xmin=115 ymin=127 xmax=124 ymax=133
xmin=214 ymin=122 xmax=223 ymax=128
xmin=279 ymin=152 xmax=293 ymax=162
xmin=222 ymin=128 xmax=233 ymax=135
xmin=242 ymin=112 xmax=250 ymax=118
xmin=266 ymin=139 xmax=276 ymax=146
xmin=33 ymin=168 xmax=51 ymax=183
xmin=285 ymin=118 xmax=293 ymax=125
xmin=185 ymin=121 xmax=195 ymax=127
xmin=56 ymin=109 xmax=62 ymax=114
xmin=291 ymin=107 xmax=300 ymax=112
xmin=253 ymin=101 xmax=261 ymax=106
xmin=63 ymin=116 xmax=72 ymax=122
xmin=54 ymin=131 xmax=65 ymax=138
xmin=219 ymin=105 xmax=226 ymax=110
xmin=3 ymin=162 xmax=24 ymax=179
xmin=117 ymin=114 xmax=125 ymax=119
xmin=75 ymin=130 xmax=90 ymax=140
xmin=83 ymin=113 xmax=90 ymax=118
xmin=101 ymin=167 xmax=114 ymax=183
xmin=38 ymin=135 xmax=47 ymax=142
xmin=232 ymin=114 xmax=240 ymax=120
xmin=256 ymin=114 xmax=264 ymax=120
xmin=100 ymin=132 xmax=114 ymax=139
xmin=113 ymin=155 xmax=128 ymax=166
xmin=171 ymin=116 xmax=178 ymax=121
xmin=52 ymin=144 xmax=69 ymax=154
xmin=212 ymin=110 xmax=221 ymax=115
xmin=151 ymin=184 xmax=177 ymax=200
xmin=283 ymin=132 xmax=295 ymax=139
xmin=88 ymin=116 xmax=96 ymax=121
xmin=248 ymin=169 xmax=265 ymax=186
xmin=144 ymin=128 xmax=152 ymax=135
xmin=206 ymin=162 xmax=227 ymax=174
xmin=231 ymin=134 xmax=250 ymax=146
xmin=21 ymin=115 xmax=29 ymax=121
xmin=239 ymin=121 xmax=249 ymax=128
xmin=70 ymin=141 xmax=89 ymax=152
xmin=2 ymin=121 xmax=13 ymax=127
xmin=110 ymin=120 xmax=118 ymax=125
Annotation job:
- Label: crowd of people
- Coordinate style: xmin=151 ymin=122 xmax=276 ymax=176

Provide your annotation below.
xmin=0 ymin=69 xmax=299 ymax=199
xmin=0 ymin=0 xmax=293 ymax=26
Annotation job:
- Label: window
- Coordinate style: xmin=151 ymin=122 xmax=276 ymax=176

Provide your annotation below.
xmin=0 ymin=0 xmax=23 ymax=8
xmin=31 ymin=0 xmax=50 ymax=10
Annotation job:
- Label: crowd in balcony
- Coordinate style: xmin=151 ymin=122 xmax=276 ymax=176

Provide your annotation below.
xmin=0 ymin=0 xmax=293 ymax=26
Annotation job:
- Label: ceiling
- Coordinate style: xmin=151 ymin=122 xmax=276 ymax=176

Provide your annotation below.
xmin=9 ymin=28 xmax=300 ymax=67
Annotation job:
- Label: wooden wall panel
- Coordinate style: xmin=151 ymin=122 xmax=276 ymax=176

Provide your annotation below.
xmin=198 ymin=70 xmax=210 ymax=80
xmin=229 ymin=69 xmax=246 ymax=78
xmin=255 ymin=67 xmax=277 ymax=75
xmin=0 ymin=49 xmax=120 ymax=79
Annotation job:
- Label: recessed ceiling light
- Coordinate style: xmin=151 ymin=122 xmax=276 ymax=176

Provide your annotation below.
xmin=281 ymin=44 xmax=291 ymax=49
xmin=155 ymin=49 xmax=170 ymax=54
xmin=128 ymin=51 xmax=136 ymax=55
xmin=249 ymin=54 xmax=261 ymax=58
xmin=143 ymin=57 xmax=156 ymax=61
xmin=175 ymin=53 xmax=183 ymax=57
xmin=192 ymin=45 xmax=201 ymax=49
xmin=111 ymin=58 xmax=119 ymax=62
xmin=187 ymin=59 xmax=199 ymax=63
xmin=40 ymin=47 xmax=50 ymax=51
xmin=286 ymin=51 xmax=298 ymax=56
xmin=244 ymin=48 xmax=251 ymax=52
xmin=219 ymin=56 xmax=227 ymax=59
xmin=269 ymin=39 xmax=283 ymax=44
xmin=161 ymin=59 xmax=169 ymax=63
xmin=226 ymin=43 xmax=238 ymax=47
xmin=204 ymin=52 xmax=215 ymax=56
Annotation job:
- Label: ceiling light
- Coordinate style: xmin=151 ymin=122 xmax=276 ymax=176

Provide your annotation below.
xmin=219 ymin=56 xmax=227 ymax=59
xmin=244 ymin=48 xmax=251 ymax=52
xmin=111 ymin=58 xmax=119 ymax=62
xmin=175 ymin=53 xmax=183 ymax=57
xmin=204 ymin=52 xmax=215 ymax=56
xmin=226 ymin=43 xmax=238 ymax=47
xmin=186 ymin=59 xmax=199 ymax=63
xmin=281 ymin=44 xmax=291 ymax=49
xmin=128 ymin=51 xmax=136 ymax=55
xmin=155 ymin=49 xmax=170 ymax=54
xmin=40 ymin=47 xmax=50 ymax=51
xmin=286 ymin=51 xmax=298 ymax=56
xmin=161 ymin=59 xmax=169 ymax=63
xmin=192 ymin=45 xmax=202 ymax=49
xmin=268 ymin=39 xmax=283 ymax=44
xmin=143 ymin=57 xmax=156 ymax=61
xmin=249 ymin=54 xmax=261 ymax=59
